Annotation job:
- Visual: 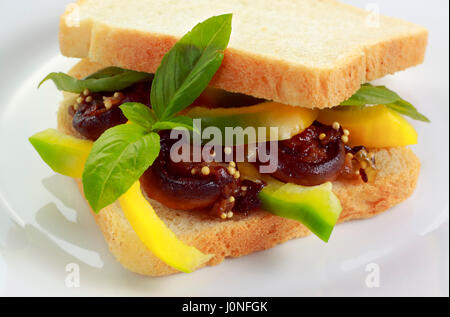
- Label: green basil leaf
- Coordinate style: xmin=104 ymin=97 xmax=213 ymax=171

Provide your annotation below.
xmin=120 ymin=102 xmax=157 ymax=130
xmin=82 ymin=124 xmax=160 ymax=212
xmin=84 ymin=67 xmax=130 ymax=80
xmin=340 ymin=84 xmax=401 ymax=106
xmin=341 ymin=83 xmax=430 ymax=122
xmin=152 ymin=116 xmax=198 ymax=133
xmin=386 ymin=100 xmax=431 ymax=122
xmin=151 ymin=14 xmax=232 ymax=120
xmin=38 ymin=68 xmax=153 ymax=93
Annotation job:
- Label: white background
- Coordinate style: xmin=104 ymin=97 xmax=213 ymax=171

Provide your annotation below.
xmin=0 ymin=0 xmax=448 ymax=296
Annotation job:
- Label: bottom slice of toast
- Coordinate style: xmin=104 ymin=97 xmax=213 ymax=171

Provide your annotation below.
xmin=57 ymin=60 xmax=421 ymax=276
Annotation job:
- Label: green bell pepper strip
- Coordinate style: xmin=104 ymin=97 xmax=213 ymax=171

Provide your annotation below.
xmin=259 ymin=181 xmax=342 ymax=242
xmin=238 ymin=162 xmax=342 ymax=242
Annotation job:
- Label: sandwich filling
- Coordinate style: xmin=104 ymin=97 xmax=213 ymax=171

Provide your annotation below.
xmin=67 ymin=80 xmax=374 ymax=217
xmin=30 ymin=13 xmax=428 ymax=272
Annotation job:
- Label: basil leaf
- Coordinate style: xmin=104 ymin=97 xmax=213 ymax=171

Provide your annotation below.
xmin=82 ymin=124 xmax=160 ymax=212
xmin=80 ymin=15 xmax=233 ymax=213
xmin=386 ymin=100 xmax=430 ymax=122
xmin=38 ymin=68 xmax=153 ymax=93
xmin=340 ymin=84 xmax=401 ymax=106
xmin=152 ymin=116 xmax=198 ymax=133
xmin=151 ymin=14 xmax=232 ymax=120
xmin=120 ymin=102 xmax=157 ymax=130
xmin=84 ymin=67 xmax=130 ymax=80
xmin=341 ymin=83 xmax=430 ymax=122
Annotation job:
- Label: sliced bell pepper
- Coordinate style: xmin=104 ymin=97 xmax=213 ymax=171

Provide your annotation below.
xmin=29 ymin=129 xmax=212 ymax=272
xmin=259 ymin=181 xmax=342 ymax=242
xmin=186 ymin=101 xmax=318 ymax=144
xmin=238 ymin=163 xmax=342 ymax=242
xmin=317 ymin=104 xmax=418 ymax=148
xmin=119 ymin=182 xmax=213 ymax=273
xmin=29 ymin=129 xmax=93 ymax=178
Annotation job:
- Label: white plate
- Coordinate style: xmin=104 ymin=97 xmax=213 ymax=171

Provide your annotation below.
xmin=0 ymin=0 xmax=448 ymax=297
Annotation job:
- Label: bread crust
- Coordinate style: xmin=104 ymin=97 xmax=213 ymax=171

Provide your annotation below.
xmin=59 ymin=0 xmax=428 ymax=109
xmin=56 ymin=60 xmax=421 ymax=276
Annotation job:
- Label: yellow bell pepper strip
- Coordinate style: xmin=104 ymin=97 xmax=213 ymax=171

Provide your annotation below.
xmin=186 ymin=102 xmax=318 ymax=144
xmin=238 ymin=163 xmax=342 ymax=242
xmin=29 ymin=128 xmax=212 ymax=273
xmin=119 ymin=182 xmax=213 ymax=273
xmin=29 ymin=129 xmax=93 ymax=178
xmin=317 ymin=105 xmax=418 ymax=148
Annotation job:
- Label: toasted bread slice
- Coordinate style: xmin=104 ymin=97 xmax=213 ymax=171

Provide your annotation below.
xmin=56 ymin=60 xmax=420 ymax=276
xmin=60 ymin=0 xmax=427 ymax=109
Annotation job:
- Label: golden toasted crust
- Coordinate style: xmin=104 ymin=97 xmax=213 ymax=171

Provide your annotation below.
xmin=57 ymin=60 xmax=421 ymax=276
xmin=59 ymin=0 xmax=428 ymax=109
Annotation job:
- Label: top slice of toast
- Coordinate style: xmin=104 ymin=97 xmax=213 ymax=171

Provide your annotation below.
xmin=60 ymin=0 xmax=428 ymax=109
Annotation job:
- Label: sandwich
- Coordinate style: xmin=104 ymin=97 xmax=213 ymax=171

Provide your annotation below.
xmin=29 ymin=0 xmax=429 ymax=276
